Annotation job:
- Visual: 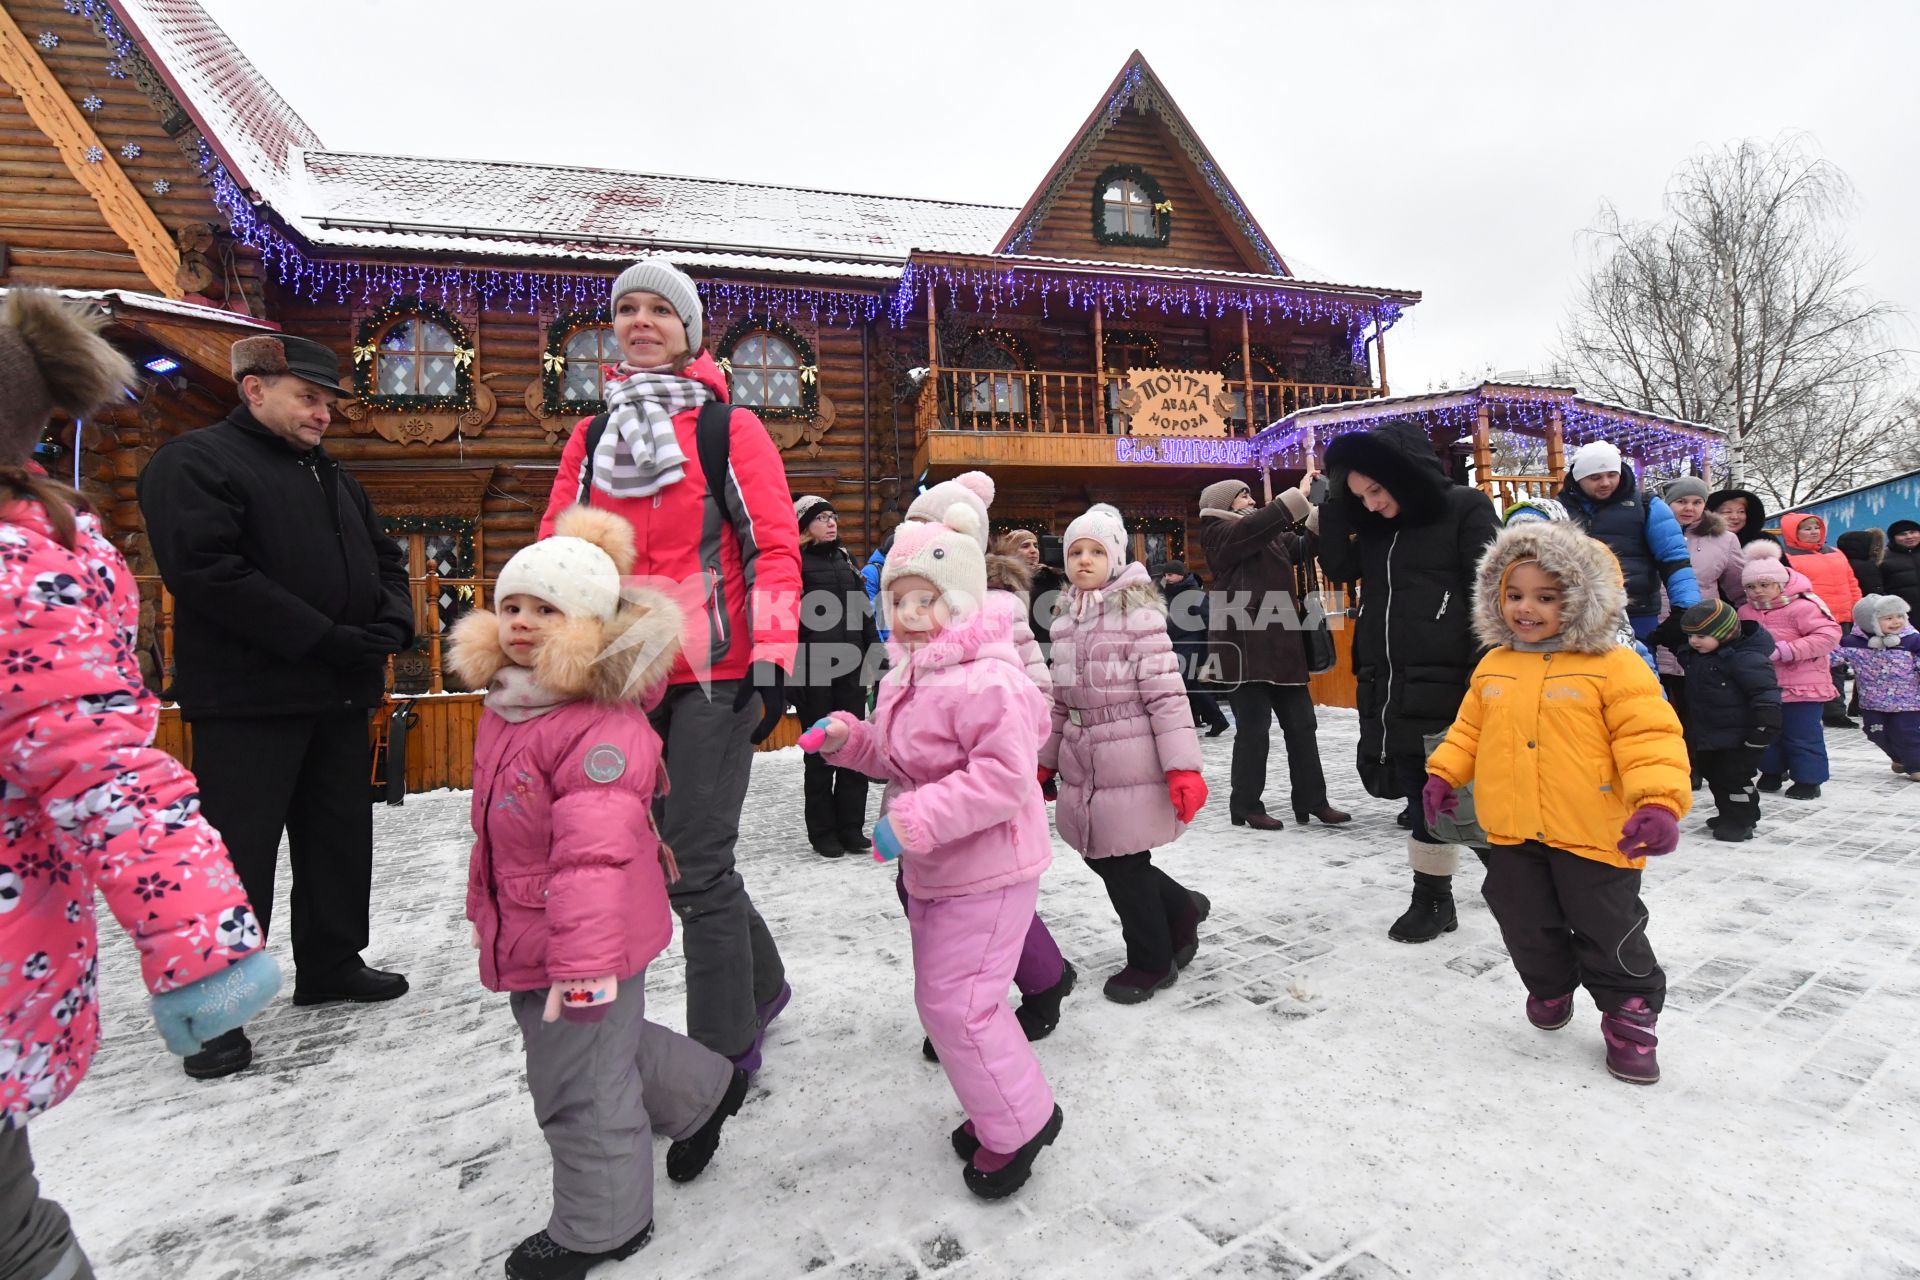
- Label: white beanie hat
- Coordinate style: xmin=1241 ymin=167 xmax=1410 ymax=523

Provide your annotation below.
xmin=794 ymin=494 xmax=835 ymax=529
xmin=1570 ymin=440 xmax=1624 ymax=482
xmin=494 ymin=507 xmax=637 ymax=624
xmin=881 ymin=503 xmax=988 ymax=620
xmin=906 ymin=471 xmax=995 ymax=550
xmin=1062 ymin=503 xmax=1128 ymax=581
xmin=609 ymin=257 xmax=703 ymax=353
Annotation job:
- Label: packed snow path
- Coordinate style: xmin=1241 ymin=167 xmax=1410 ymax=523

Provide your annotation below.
xmin=39 ymin=710 xmax=1920 ymax=1278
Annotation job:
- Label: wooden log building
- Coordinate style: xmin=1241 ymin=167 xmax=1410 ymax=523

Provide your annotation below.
xmin=3 ymin=3 xmax=1721 ymax=788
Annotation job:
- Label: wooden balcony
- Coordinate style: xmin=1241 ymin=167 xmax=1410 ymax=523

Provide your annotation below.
xmin=912 ymin=368 xmax=1379 ymax=477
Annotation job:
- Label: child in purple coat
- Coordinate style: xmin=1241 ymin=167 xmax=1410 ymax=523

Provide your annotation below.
xmin=808 ymin=501 xmax=1063 ymax=1200
xmin=1842 ymin=594 xmax=1920 ymax=778
xmin=1042 ymin=504 xmax=1211 ymax=1005
xmin=450 ymin=507 xmax=749 ymax=1280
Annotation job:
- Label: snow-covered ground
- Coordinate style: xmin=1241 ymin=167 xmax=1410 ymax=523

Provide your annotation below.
xmin=37 ymin=709 xmax=1920 ymax=1279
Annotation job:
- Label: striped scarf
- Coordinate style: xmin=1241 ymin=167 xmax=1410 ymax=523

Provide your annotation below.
xmin=591 ymin=364 xmax=711 ymax=500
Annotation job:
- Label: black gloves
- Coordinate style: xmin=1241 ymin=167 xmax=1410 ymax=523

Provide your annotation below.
xmin=1743 ymin=723 xmax=1780 ymax=750
xmin=312 ymin=624 xmax=392 ymax=670
xmin=364 ymin=618 xmax=415 ymax=654
xmin=731 ymin=660 xmax=788 ymax=745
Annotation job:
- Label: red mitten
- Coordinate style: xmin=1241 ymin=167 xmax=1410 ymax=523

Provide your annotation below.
xmin=1617 ymin=805 xmax=1679 ymax=858
xmin=1038 ymin=765 xmax=1058 ymax=802
xmin=1421 ymin=774 xmax=1460 ymax=827
xmin=1166 ymin=769 xmax=1208 ymax=823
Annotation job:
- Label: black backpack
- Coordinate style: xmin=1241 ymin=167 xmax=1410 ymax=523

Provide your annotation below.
xmin=577 ymin=400 xmax=736 ymax=521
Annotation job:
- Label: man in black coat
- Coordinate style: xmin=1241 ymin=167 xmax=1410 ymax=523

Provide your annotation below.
xmin=139 ymin=333 xmax=413 ymax=1080
xmin=1153 ymin=560 xmax=1229 ymax=736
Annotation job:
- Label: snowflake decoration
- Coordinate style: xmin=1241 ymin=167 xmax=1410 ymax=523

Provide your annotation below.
xmin=83 ymin=145 xmax=104 ymax=165
xmin=80 ymin=95 xmax=102 ymax=113
xmin=152 ymin=179 xmax=170 ymax=196
xmin=37 ymin=31 xmax=61 ymax=50
xmin=105 ymin=60 xmax=126 ymax=79
xmin=119 ymin=143 xmax=141 ymax=161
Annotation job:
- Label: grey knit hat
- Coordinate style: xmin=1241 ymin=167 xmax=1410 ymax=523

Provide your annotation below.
xmin=1663 ymin=476 xmax=1710 ymax=503
xmin=609 ymin=258 xmax=703 ymax=353
xmin=794 ymin=494 xmax=834 ymax=529
xmin=1875 ymin=594 xmax=1910 ymax=620
xmin=1199 ymin=478 xmax=1251 ymax=513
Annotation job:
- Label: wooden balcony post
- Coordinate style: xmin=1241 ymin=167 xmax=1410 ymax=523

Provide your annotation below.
xmin=1373 ymin=307 xmax=1390 ymax=395
xmin=159 ymin=585 xmax=175 ymax=683
xmin=1545 ymin=405 xmax=1567 ymax=481
xmin=1240 ymin=310 xmax=1255 ymax=435
xmin=1472 ymin=401 xmax=1494 ymax=496
xmin=425 ymin=567 xmax=444 ymax=695
xmin=924 ymin=280 xmax=938 ymax=378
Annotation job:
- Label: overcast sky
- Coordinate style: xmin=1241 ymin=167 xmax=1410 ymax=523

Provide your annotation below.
xmin=196 ymin=0 xmax=1918 ymax=394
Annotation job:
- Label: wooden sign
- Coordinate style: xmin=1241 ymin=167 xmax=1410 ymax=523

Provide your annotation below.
xmin=1115 ymin=368 xmax=1235 ymax=438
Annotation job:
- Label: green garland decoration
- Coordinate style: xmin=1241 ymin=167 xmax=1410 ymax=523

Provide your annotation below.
xmin=715 ymin=314 xmax=819 ymax=421
xmin=1219 ymin=344 xmax=1284 ymax=383
xmin=1102 ymin=329 xmax=1161 ymax=368
xmin=352 ymin=298 xmax=475 ymax=412
xmin=1092 ymin=164 xmax=1172 ymax=248
xmin=542 ymin=307 xmax=613 ymax=415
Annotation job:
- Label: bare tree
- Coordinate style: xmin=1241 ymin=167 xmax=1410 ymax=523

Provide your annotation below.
xmin=1557 ymin=135 xmax=1915 ymax=509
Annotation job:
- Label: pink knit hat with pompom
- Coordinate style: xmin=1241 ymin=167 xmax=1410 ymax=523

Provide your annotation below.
xmin=1741 ymin=540 xmax=1789 ymax=588
xmin=905 ymin=471 xmax=995 ymax=550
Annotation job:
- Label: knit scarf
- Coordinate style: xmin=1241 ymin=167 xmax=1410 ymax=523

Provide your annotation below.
xmin=591 ymin=363 xmax=711 ymax=500
xmin=483 ymin=663 xmax=571 ymax=723
xmin=1068 ymin=560 xmax=1151 ymax=621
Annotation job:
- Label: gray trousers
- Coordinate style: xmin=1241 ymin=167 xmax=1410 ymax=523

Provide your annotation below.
xmin=510 ymin=981 xmax=732 ymax=1254
xmin=650 ymin=679 xmax=787 ymax=1057
xmin=0 ymin=1128 xmax=93 ymax=1280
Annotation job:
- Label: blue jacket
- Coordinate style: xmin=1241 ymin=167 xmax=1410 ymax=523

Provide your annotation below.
xmin=1560 ymin=465 xmax=1701 ymax=618
xmin=862 ymin=546 xmax=889 ymax=641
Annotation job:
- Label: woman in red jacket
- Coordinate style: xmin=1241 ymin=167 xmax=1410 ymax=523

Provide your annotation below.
xmin=538 ymin=260 xmax=800 ymax=1073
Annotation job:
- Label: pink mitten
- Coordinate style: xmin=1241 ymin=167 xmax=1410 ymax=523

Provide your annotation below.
xmin=1421 ymin=774 xmax=1460 ymax=827
xmin=796 ymin=717 xmax=836 ymax=752
xmin=1617 ymin=806 xmax=1679 ymax=858
xmin=1166 ymin=770 xmax=1208 ymax=823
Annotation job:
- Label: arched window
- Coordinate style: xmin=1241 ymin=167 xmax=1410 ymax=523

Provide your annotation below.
xmin=955 ymin=329 xmax=1032 ymax=419
xmin=716 ymin=316 xmax=818 ymax=419
xmin=1094 ymin=164 xmax=1171 ymax=247
xmin=541 ymin=310 xmax=618 ymax=413
xmin=353 ymin=299 xmax=474 ymax=410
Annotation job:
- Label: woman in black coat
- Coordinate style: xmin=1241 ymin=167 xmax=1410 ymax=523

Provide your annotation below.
xmin=1836 ymin=528 xmax=1886 ymax=597
xmin=1706 ymin=488 xmax=1769 ymax=548
xmin=1883 ymin=519 xmax=1920 ymax=601
xmin=1320 ymin=420 xmax=1500 ymax=943
xmin=1197 ymin=475 xmax=1346 ymax=830
xmin=792 ymin=496 xmax=878 ymax=857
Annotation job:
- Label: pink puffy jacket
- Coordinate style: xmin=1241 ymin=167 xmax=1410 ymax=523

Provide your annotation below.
xmin=1 ymin=501 xmax=256 ymax=1126
xmin=1738 ymin=567 xmax=1842 ymax=703
xmin=456 ymin=592 xmax=685 ymax=993
xmin=1041 ymin=562 xmax=1203 ymax=859
xmin=826 ymin=604 xmax=1052 ymax=900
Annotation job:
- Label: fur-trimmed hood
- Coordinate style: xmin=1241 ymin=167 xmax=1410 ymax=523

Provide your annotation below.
xmin=985 ymin=551 xmax=1034 ymax=601
xmin=1687 ymin=510 xmax=1727 ymax=540
xmin=1323 ymin=419 xmax=1452 ymax=529
xmin=1707 ymin=488 xmax=1769 ymax=544
xmin=1059 ymin=560 xmax=1167 ymax=621
xmin=1837 ymin=528 xmax=1886 ymax=564
xmin=447 ymin=585 xmax=684 ymax=705
xmin=1473 ymin=521 xmax=1629 ymax=654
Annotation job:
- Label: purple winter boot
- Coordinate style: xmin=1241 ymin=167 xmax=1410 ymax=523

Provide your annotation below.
xmin=1601 ymin=997 xmax=1660 ymax=1084
xmin=1525 ymin=992 xmax=1574 ymax=1031
xmin=730 ymin=982 xmax=792 ymax=1077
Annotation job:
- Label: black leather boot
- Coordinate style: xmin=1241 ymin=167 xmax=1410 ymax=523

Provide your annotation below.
xmin=1388 ymin=872 xmax=1458 ymax=943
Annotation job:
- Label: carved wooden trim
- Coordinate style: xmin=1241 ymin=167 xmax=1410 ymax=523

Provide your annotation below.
xmin=349 ymin=464 xmax=494 ymax=519
xmin=337 ymin=373 xmax=501 ymax=446
xmin=0 ymin=7 xmax=182 ymax=297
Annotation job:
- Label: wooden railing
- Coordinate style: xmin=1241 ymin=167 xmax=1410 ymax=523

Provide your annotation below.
xmin=1489 ymin=474 xmax=1560 ymax=509
xmin=916 ymin=370 xmax=1380 ymax=443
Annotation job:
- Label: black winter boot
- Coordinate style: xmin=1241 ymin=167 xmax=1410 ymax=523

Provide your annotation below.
xmin=666 ymin=1068 xmax=749 ymax=1184
xmin=504 ymin=1223 xmax=652 ymax=1279
xmin=1014 ymin=959 xmax=1077 ymax=1040
xmin=1388 ymin=872 xmax=1457 ymax=943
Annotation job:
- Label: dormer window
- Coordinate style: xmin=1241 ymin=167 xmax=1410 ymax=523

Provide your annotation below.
xmin=1095 ymin=164 xmax=1171 ymax=248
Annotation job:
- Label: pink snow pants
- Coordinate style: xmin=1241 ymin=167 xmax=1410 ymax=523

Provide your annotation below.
xmin=907 ymin=879 xmax=1055 ymax=1155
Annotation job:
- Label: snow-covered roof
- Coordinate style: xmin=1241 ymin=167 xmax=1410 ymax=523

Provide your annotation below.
xmin=1256 ymin=381 xmax=1721 ymax=439
xmin=279 ymin=150 xmax=1013 ymax=272
xmin=921 ymin=251 xmax=1419 ymax=300
xmin=0 ymin=286 xmax=273 ymax=330
xmin=110 ymin=0 xmax=323 ymax=208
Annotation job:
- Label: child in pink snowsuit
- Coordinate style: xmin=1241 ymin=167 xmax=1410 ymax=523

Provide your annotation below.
xmin=449 ymin=506 xmax=750 ymax=1279
xmin=808 ymin=500 xmax=1062 ymax=1199
xmin=1738 ymin=542 xmax=1842 ymax=797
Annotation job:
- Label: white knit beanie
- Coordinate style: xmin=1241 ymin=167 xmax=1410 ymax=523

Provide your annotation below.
xmin=1570 ymin=440 xmax=1623 ymax=482
xmin=609 ymin=258 xmax=703 ymax=353
xmin=794 ymin=494 xmax=834 ymax=529
xmin=881 ymin=503 xmax=988 ymax=620
xmin=1062 ymin=503 xmax=1128 ymax=581
xmin=905 ymin=471 xmax=995 ymax=550
xmin=495 ymin=536 xmax=622 ymax=623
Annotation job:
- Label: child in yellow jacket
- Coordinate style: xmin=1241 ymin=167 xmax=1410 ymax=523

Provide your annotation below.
xmin=1425 ymin=521 xmax=1690 ymax=1085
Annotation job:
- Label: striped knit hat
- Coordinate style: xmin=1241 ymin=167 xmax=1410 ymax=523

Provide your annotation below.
xmin=1680 ymin=599 xmax=1740 ymax=642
